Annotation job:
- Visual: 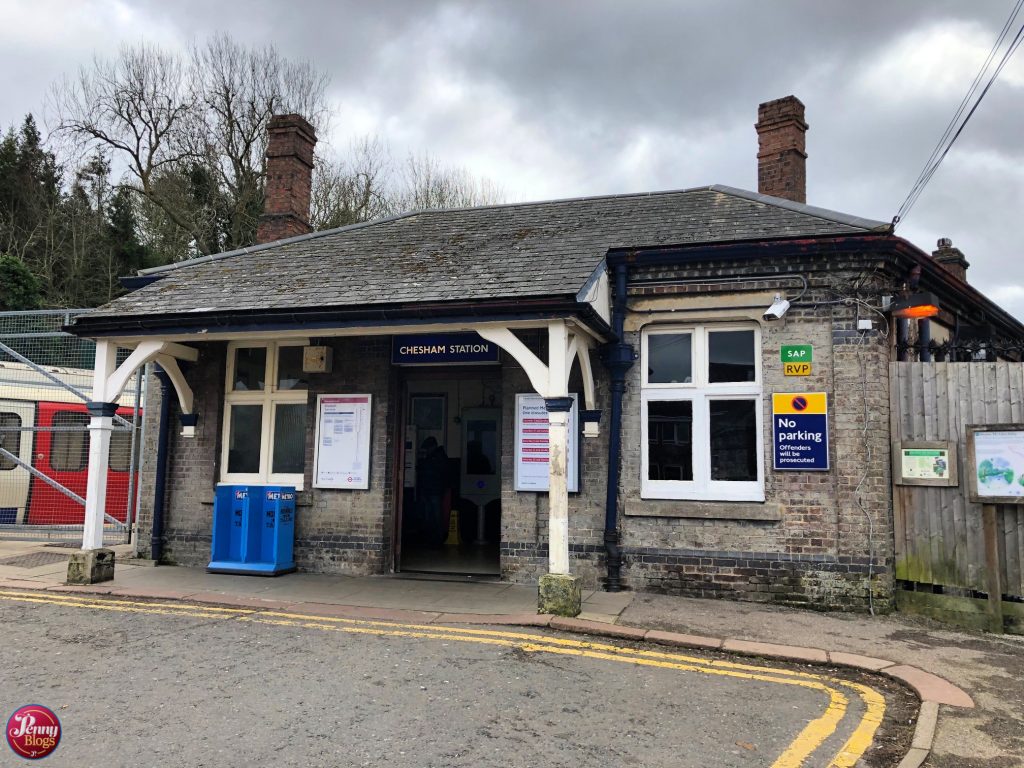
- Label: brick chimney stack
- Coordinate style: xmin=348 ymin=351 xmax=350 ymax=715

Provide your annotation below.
xmin=257 ymin=114 xmax=317 ymax=244
xmin=932 ymin=237 xmax=970 ymax=282
xmin=755 ymin=96 xmax=808 ymax=204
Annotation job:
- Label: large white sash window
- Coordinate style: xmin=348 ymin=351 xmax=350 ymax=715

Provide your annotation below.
xmin=641 ymin=324 xmax=764 ymax=501
xmin=221 ymin=341 xmax=309 ymax=489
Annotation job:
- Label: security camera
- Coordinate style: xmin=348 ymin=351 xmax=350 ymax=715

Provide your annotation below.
xmin=763 ymin=294 xmax=791 ymax=321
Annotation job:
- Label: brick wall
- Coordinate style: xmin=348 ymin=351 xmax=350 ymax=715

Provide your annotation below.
xmin=614 ymin=264 xmax=894 ymax=611
xmin=135 ymin=337 xmax=395 ymax=575
xmin=131 ymin=264 xmax=895 ymax=613
xmin=135 ymin=342 xmax=226 ymax=565
xmin=499 ymin=330 xmax=610 ymax=587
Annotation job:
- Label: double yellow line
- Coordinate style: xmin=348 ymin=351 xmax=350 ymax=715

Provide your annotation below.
xmin=0 ymin=590 xmax=885 ymax=767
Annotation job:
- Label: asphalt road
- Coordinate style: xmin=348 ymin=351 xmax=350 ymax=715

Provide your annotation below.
xmin=0 ymin=592 xmax=912 ymax=767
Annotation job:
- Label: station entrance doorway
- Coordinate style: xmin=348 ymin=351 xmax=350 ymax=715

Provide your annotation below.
xmin=396 ymin=371 xmax=502 ymax=576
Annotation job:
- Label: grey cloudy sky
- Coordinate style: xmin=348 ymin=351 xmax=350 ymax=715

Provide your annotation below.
xmin=2 ymin=1 xmax=1023 ymax=315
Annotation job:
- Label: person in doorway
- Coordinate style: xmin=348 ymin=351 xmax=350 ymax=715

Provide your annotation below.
xmin=466 ymin=439 xmax=493 ymax=475
xmin=417 ymin=437 xmax=450 ymax=546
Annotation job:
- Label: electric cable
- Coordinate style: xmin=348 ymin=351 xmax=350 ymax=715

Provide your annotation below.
xmin=902 ymin=0 xmax=1023 ymax=209
xmin=893 ymin=2 xmax=1024 ymax=226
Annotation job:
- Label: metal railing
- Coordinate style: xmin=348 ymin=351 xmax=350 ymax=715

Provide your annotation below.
xmin=0 ymin=310 xmax=144 ymax=544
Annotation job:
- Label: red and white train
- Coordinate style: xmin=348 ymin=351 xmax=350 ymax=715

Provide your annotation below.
xmin=0 ymin=361 xmax=139 ymax=527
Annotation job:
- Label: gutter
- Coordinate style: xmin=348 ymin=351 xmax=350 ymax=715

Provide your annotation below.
xmin=607 ymin=233 xmax=1024 ymax=342
xmin=67 ymin=296 xmax=613 ymax=341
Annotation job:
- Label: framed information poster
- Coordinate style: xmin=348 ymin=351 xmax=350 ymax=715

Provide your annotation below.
xmin=967 ymin=424 xmax=1024 ymax=504
xmin=514 ymin=393 xmax=579 ymax=493
xmin=893 ymin=441 xmax=957 ymax=487
xmin=313 ymin=394 xmax=372 ymax=490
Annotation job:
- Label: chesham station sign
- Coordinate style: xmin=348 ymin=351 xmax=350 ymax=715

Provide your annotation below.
xmin=392 ymin=333 xmax=500 ymax=365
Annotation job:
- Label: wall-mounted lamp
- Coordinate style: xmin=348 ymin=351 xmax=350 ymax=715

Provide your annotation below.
xmin=889 ymin=291 xmax=940 ymax=319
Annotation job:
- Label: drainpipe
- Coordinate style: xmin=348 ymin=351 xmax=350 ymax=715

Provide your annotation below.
xmin=917 ymin=318 xmax=932 ymax=362
xmin=601 ymin=262 xmax=635 ymax=592
xmin=896 ymin=318 xmax=910 ymax=362
xmin=150 ymin=365 xmax=172 ymax=563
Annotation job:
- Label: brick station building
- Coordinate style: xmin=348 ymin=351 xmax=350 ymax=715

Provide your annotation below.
xmin=70 ymin=97 xmax=1024 ymax=614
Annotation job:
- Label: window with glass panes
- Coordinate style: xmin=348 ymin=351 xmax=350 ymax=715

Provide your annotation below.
xmin=641 ymin=324 xmax=764 ymax=501
xmin=221 ymin=342 xmax=310 ymax=488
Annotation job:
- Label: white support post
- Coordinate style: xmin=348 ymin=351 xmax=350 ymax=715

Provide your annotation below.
xmin=545 ymin=321 xmax=572 ymax=577
xmin=82 ymin=341 xmax=117 ymax=551
xmin=546 ymin=406 xmax=571 ymax=575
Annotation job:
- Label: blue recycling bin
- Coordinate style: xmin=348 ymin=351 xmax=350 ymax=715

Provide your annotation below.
xmin=208 ymin=485 xmax=297 ymax=576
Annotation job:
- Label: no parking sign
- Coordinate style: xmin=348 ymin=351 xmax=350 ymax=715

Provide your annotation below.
xmin=773 ymin=392 xmax=829 ymax=471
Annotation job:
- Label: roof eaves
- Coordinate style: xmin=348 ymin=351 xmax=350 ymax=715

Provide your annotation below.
xmin=707 ymin=185 xmax=891 ymax=232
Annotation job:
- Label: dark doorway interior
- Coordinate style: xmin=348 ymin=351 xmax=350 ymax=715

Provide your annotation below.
xmin=398 ymin=374 xmax=501 ymax=576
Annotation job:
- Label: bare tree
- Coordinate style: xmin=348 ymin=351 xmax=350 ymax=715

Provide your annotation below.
xmin=392 ymin=152 xmax=504 ymax=212
xmin=50 ymin=43 xmax=196 ymax=241
xmin=50 ymin=36 xmax=329 ymax=257
xmin=188 ymin=33 xmax=330 ymax=247
xmin=309 ymin=137 xmax=392 ymax=230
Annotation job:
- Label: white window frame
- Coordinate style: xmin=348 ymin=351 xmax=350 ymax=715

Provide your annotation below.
xmin=641 ymin=323 xmax=764 ymax=502
xmin=221 ymin=340 xmax=310 ymax=490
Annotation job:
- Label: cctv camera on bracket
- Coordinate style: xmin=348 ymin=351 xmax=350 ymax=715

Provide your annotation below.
xmin=763 ymin=293 xmax=791 ymax=321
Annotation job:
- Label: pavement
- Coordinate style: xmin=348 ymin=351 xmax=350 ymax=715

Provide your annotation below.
xmin=1 ymin=538 xmax=1019 ymax=767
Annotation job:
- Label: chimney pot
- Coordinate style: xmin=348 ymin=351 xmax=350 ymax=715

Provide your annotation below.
xmin=932 ymin=237 xmax=970 ymax=283
xmin=257 ymin=113 xmax=317 ymax=244
xmin=755 ymin=95 xmax=808 ymax=204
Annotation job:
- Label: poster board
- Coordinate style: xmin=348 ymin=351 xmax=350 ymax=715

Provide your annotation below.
xmin=514 ymin=393 xmax=579 ymax=493
xmin=967 ymin=424 xmax=1024 ymax=503
xmin=313 ymin=394 xmax=372 ymax=490
xmin=893 ymin=441 xmax=957 ymax=486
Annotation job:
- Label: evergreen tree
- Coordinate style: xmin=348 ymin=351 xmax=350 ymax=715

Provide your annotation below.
xmin=0 ymin=253 xmax=42 ymax=310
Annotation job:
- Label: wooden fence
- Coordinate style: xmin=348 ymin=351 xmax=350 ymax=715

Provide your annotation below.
xmin=890 ymin=362 xmax=1024 ymax=632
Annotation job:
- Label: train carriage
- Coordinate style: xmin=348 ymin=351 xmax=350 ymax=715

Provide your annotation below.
xmin=0 ymin=361 xmax=140 ymax=527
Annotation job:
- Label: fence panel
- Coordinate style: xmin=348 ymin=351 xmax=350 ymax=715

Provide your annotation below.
xmin=891 ymin=361 xmax=1024 ymax=601
xmin=0 ymin=310 xmax=143 ymax=544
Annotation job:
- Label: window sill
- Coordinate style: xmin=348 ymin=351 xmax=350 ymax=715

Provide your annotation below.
xmin=624 ymin=499 xmax=781 ymax=521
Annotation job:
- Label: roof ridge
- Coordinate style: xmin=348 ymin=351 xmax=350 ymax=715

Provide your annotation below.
xmin=707 ymin=185 xmax=890 ymax=232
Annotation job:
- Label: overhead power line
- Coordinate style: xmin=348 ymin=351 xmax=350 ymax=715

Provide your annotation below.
xmin=893 ymin=0 xmax=1024 ymax=228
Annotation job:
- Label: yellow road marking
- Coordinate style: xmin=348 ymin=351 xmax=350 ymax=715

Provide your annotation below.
xmin=0 ymin=589 xmax=888 ymax=766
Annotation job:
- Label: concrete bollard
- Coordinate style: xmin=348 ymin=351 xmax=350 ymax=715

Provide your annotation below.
xmin=66 ymin=549 xmax=115 ymax=585
xmin=538 ymin=573 xmax=582 ymax=617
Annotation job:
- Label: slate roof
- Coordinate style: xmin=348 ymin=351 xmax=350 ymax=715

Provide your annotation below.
xmin=82 ymin=185 xmax=888 ymax=322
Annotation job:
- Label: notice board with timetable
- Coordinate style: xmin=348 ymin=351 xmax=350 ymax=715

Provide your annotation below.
xmin=514 ymin=393 xmax=579 ymax=492
xmin=313 ymin=394 xmax=372 ymax=489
